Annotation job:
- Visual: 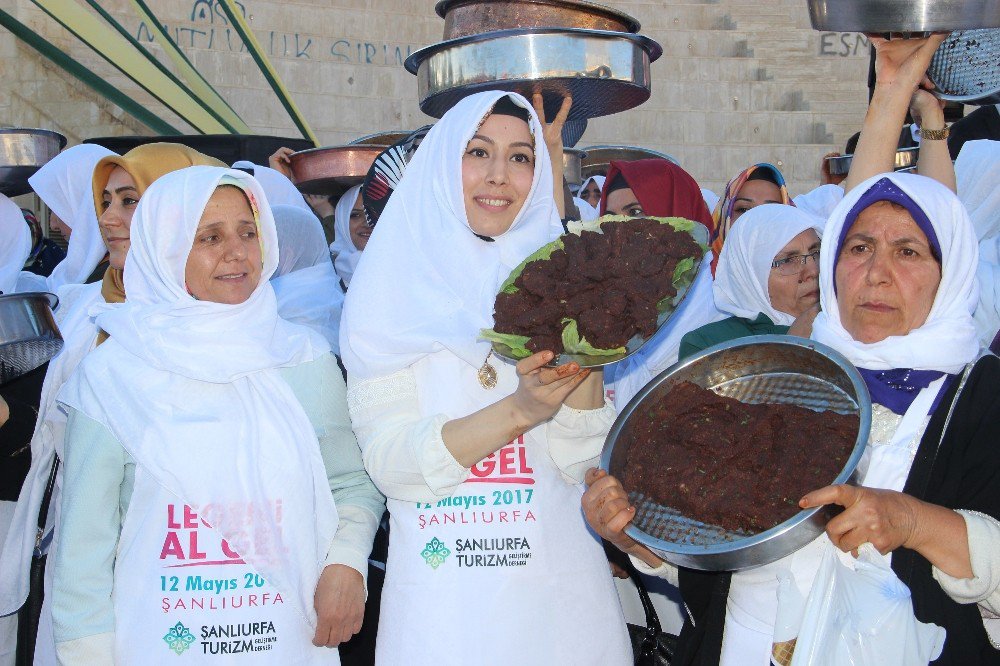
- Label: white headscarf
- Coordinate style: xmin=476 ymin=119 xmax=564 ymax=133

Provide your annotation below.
xmin=955 ymin=139 xmax=1000 ymax=243
xmin=793 ymin=183 xmax=845 ymax=221
xmin=232 ymin=160 xmax=311 ymax=212
xmin=713 ymin=204 xmax=823 ymax=326
xmin=28 ymin=144 xmax=116 ymax=291
xmin=811 ymin=172 xmax=980 ymax=373
xmin=574 ymin=196 xmax=599 ymax=221
xmin=57 ymin=166 xmax=335 ymax=626
xmin=340 ymin=91 xmax=562 ymax=381
xmin=272 ymin=204 xmax=345 ymax=354
xmin=0 ymin=194 xmax=31 ymax=294
xmin=579 ymin=175 xmax=605 ymax=209
xmin=330 ymin=185 xmax=363 ymax=287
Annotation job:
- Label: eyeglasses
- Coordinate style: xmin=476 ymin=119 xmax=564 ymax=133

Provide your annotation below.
xmin=771 ymin=250 xmax=820 ymax=276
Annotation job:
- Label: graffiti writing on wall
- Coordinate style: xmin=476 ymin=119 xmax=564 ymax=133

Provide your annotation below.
xmin=818 ymin=32 xmax=871 ymax=57
xmin=134 ymin=0 xmax=417 ymax=66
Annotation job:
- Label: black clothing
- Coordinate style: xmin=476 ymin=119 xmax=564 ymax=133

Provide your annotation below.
xmin=0 ymin=362 xmax=47 ymax=501
xmin=949 ymin=106 xmax=1000 ymax=160
xmin=22 ymin=241 xmax=65 ymax=278
xmin=673 ymin=355 xmax=1000 ymax=666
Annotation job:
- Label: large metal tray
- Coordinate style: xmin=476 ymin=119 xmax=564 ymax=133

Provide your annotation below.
xmin=288 ymin=144 xmax=384 ymax=196
xmin=580 ymin=144 xmax=679 ymax=179
xmin=825 ymin=146 xmax=919 ymax=176
xmin=808 ymin=0 xmax=1000 ymax=33
xmin=928 ymin=29 xmax=1000 ymax=106
xmin=600 ymin=336 xmax=872 ymax=571
xmin=0 ymin=292 xmax=62 ymax=383
xmin=490 ymin=220 xmax=709 ymax=369
xmin=0 ymin=128 xmax=67 ymax=197
xmin=436 ymin=0 xmax=641 ymax=40
xmin=563 ymin=147 xmax=586 ymax=187
xmin=405 ymin=27 xmax=662 ymax=122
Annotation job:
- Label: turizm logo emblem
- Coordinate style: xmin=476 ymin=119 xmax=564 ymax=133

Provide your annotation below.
xmin=421 ymin=537 xmax=451 ymax=569
xmin=163 ymin=621 xmax=196 ymax=655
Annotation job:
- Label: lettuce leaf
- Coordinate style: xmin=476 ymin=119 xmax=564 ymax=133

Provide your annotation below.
xmin=560 ymin=319 xmax=626 ymax=356
xmin=479 ymin=329 xmax=533 ymax=359
xmin=498 ymin=237 xmax=564 ymax=294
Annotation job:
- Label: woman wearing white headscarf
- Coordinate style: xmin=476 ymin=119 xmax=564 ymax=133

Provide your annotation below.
xmin=329 ymin=185 xmax=365 ymax=288
xmin=0 ymin=193 xmax=31 ymax=296
xmin=586 ymin=172 xmax=1000 ymax=665
xmin=50 ymin=166 xmax=383 ymax=663
xmin=340 ymin=91 xmax=630 ymax=665
xmin=272 ymin=204 xmax=345 ymax=355
xmin=678 ymin=204 xmax=823 ymax=359
xmin=19 ymin=144 xmax=117 ymax=293
xmin=955 ymin=139 xmax=1000 ymax=348
xmin=578 ymin=174 xmax=605 ymax=210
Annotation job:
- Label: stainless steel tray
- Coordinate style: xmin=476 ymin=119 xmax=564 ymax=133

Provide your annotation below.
xmin=600 ymin=336 xmax=872 ymax=571
xmin=928 ymin=29 xmax=1000 ymax=105
xmin=563 ymin=147 xmax=586 ymax=187
xmin=808 ymin=0 xmax=1000 ymax=33
xmin=405 ymin=27 xmax=662 ymax=122
xmin=825 ymin=146 xmax=919 ymax=176
xmin=490 ymin=220 xmax=709 ymax=369
xmin=0 ymin=292 xmax=62 ymax=383
xmin=0 ymin=128 xmax=67 ymax=197
xmin=580 ymin=144 xmax=679 ymax=179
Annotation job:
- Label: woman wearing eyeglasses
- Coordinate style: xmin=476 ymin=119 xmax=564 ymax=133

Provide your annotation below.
xmin=677 ymin=204 xmax=824 ymax=360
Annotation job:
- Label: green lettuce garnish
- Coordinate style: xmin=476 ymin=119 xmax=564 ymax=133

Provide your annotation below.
xmin=481 ymin=215 xmax=709 ymax=359
xmin=560 ymin=318 xmax=626 ymax=356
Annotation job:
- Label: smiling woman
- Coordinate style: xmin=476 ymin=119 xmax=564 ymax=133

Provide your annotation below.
xmin=184 ymin=183 xmax=263 ymax=305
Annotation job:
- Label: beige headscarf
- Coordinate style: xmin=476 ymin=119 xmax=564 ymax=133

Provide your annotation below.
xmin=92 ymin=143 xmax=225 ymax=306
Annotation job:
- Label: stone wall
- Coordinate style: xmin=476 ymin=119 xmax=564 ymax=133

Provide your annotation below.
xmin=0 ymin=0 xmax=874 ymax=197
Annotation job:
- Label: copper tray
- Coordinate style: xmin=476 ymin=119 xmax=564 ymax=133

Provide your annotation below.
xmin=580 ymin=144 xmax=679 ymax=179
xmin=405 ymin=28 xmax=662 ymax=122
xmin=288 ymin=145 xmax=384 ymax=196
xmin=436 ymin=0 xmax=640 ymax=40
xmin=348 ymin=131 xmax=414 ymax=147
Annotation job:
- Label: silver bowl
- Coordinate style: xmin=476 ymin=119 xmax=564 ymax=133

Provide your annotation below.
xmin=928 ymin=29 xmax=1000 ymax=105
xmin=808 ymin=0 xmax=1000 ymax=33
xmin=563 ymin=147 xmax=587 ymax=187
xmin=580 ymin=144 xmax=679 ymax=179
xmin=600 ymin=336 xmax=872 ymax=571
xmin=405 ymin=27 xmax=662 ymax=122
xmin=0 ymin=292 xmax=62 ymax=383
xmin=0 ymin=128 xmax=67 ymax=197
xmin=826 ymin=146 xmax=919 ymax=176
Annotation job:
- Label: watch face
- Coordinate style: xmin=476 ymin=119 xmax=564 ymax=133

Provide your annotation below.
xmin=361 ymin=125 xmax=433 ymax=227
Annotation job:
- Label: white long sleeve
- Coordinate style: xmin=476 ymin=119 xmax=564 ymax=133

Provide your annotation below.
xmin=933 ymin=510 xmax=1000 ymax=614
xmin=348 ymin=368 xmax=616 ymax=502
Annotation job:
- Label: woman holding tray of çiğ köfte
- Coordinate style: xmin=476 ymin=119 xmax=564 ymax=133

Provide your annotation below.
xmin=339 ymin=91 xmax=632 ymax=665
xmin=585 ymin=169 xmax=1000 ymax=665
xmin=50 ymin=166 xmax=384 ymax=663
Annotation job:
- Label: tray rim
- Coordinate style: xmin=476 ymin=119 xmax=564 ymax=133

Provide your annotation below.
xmin=600 ymin=334 xmax=872 ymax=568
xmin=434 ymin=0 xmax=642 ymax=33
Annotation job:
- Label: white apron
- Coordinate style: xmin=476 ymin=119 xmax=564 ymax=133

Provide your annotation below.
xmin=720 ymin=381 xmax=945 ymax=666
xmin=375 ymin=354 xmax=631 ymax=666
xmin=113 ymin=466 xmax=337 ymax=664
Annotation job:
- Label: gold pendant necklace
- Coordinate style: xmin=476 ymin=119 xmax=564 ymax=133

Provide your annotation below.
xmin=478 ymin=351 xmax=498 ymax=389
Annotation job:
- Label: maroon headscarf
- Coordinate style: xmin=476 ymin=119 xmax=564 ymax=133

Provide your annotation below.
xmin=598 ymin=158 xmax=713 ymax=232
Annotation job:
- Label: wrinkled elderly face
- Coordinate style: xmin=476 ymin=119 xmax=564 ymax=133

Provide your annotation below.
xmin=99 ymin=167 xmax=139 ymax=270
xmin=767 ymin=228 xmax=820 ymax=318
xmin=184 ymin=186 xmax=262 ymax=305
xmin=732 ymin=179 xmax=782 ymax=221
xmin=462 ymin=112 xmax=535 ymax=237
xmin=605 ymin=187 xmax=645 ymax=218
xmin=835 ymin=201 xmax=941 ymax=344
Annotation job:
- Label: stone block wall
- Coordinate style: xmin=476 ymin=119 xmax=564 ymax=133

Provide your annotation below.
xmin=0 ymin=0 xmax=875 ymax=198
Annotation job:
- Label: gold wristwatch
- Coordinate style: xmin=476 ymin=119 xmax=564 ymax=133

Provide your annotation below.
xmin=919 ymin=126 xmax=950 ymax=141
